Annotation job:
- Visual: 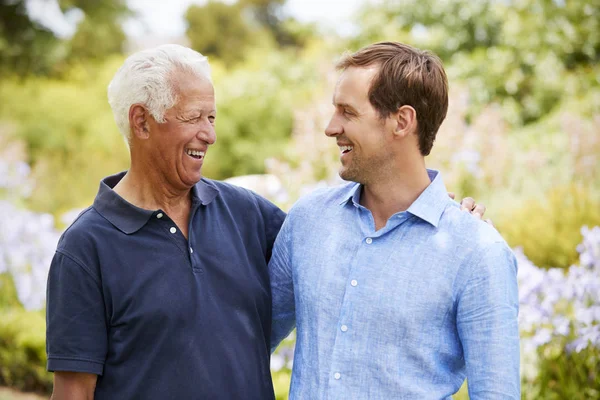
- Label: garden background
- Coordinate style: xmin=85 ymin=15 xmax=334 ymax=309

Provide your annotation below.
xmin=0 ymin=0 xmax=599 ymax=398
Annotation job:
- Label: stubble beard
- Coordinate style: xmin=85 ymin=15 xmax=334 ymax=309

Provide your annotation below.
xmin=339 ymin=153 xmax=368 ymax=184
xmin=339 ymin=149 xmax=394 ymax=186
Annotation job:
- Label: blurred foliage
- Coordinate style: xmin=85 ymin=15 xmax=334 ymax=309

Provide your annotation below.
xmin=0 ymin=0 xmax=129 ymax=77
xmin=186 ymin=1 xmax=257 ymax=66
xmin=0 ymin=58 xmax=130 ymax=215
xmin=0 ymin=309 xmax=50 ymax=394
xmin=0 ymin=274 xmax=21 ymax=311
xmin=0 ymin=0 xmax=58 ymax=76
xmin=206 ymin=46 xmax=322 ymax=178
xmin=185 ymin=0 xmax=313 ymax=66
xmin=524 ymin=340 xmax=600 ymax=399
xmin=272 ymin=369 xmax=291 ymax=400
xmin=498 ymin=185 xmax=600 ymax=270
xmin=353 ymin=0 xmax=600 ymax=125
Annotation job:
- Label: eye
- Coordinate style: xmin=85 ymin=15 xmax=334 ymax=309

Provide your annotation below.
xmin=209 ymin=116 xmax=216 ymax=124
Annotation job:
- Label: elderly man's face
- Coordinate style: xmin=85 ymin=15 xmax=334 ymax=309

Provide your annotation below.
xmin=146 ymin=72 xmax=216 ymax=190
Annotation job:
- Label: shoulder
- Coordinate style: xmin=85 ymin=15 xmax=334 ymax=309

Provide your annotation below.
xmin=440 ymin=202 xmax=506 ymax=246
xmin=440 ymin=203 xmax=517 ymax=276
xmin=57 ymin=206 xmax=107 ymax=251
xmin=289 ymin=182 xmax=356 ymax=216
xmin=53 ymin=206 xmax=108 ymax=280
xmin=203 ymin=178 xmax=285 ymax=222
xmin=204 ymin=178 xmax=268 ymax=206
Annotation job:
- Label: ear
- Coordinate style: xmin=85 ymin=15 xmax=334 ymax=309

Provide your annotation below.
xmin=129 ymin=104 xmax=150 ymax=140
xmin=392 ymin=105 xmax=417 ymax=139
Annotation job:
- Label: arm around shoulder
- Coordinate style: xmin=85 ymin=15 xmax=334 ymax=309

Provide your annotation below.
xmin=269 ymin=215 xmax=296 ymax=352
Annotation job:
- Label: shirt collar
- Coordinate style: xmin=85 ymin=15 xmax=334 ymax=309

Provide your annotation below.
xmin=406 ymin=169 xmax=449 ymax=228
xmin=93 ymin=171 xmax=220 ymax=234
xmin=338 ymin=169 xmax=449 ymax=228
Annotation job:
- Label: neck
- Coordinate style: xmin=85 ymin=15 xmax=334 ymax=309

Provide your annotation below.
xmin=113 ymin=160 xmax=191 ymax=215
xmin=360 ymin=157 xmax=430 ymax=230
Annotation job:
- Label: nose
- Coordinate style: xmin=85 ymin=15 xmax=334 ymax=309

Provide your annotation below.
xmin=325 ymin=113 xmax=343 ymax=137
xmin=197 ymin=119 xmax=216 ymax=145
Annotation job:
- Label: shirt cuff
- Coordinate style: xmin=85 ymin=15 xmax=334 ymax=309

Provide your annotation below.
xmin=48 ymin=357 xmax=104 ymax=375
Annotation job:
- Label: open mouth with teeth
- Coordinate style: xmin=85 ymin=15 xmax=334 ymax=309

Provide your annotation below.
xmin=185 ymin=148 xmax=205 ymax=160
xmin=339 ymin=145 xmax=354 ymax=155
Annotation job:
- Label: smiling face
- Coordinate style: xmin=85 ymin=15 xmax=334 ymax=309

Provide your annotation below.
xmin=325 ymin=66 xmax=397 ymax=185
xmin=144 ymin=71 xmax=217 ymax=190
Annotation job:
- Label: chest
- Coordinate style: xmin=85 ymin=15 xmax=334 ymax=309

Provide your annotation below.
xmin=291 ymin=220 xmax=461 ymax=330
xmin=96 ymin=213 xmax=270 ymax=331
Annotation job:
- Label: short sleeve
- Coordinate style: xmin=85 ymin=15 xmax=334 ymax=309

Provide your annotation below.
xmin=46 ymin=251 xmax=107 ymax=375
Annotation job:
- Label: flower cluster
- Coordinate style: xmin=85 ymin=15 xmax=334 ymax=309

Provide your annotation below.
xmin=0 ymin=154 xmax=61 ymax=310
xmin=0 ymin=201 xmax=60 ymax=310
xmin=517 ymin=226 xmax=600 ymax=354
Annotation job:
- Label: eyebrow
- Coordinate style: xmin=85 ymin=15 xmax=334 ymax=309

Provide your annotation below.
xmin=332 ymin=101 xmax=359 ymax=114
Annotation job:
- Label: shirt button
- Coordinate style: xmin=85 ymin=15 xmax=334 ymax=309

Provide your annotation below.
xmin=351 ymin=280 xmax=358 ymax=287
xmin=365 ymin=237 xmax=373 ymax=244
xmin=341 ymin=325 xmax=348 ymax=332
xmin=190 ymin=247 xmax=194 ymax=254
xmin=157 ymin=213 xmax=163 ymax=219
xmin=170 ymin=227 xmax=177 ymax=234
xmin=334 ymin=372 xmax=341 ymax=380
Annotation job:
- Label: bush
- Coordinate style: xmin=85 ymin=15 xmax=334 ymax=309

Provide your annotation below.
xmin=0 ymin=309 xmax=51 ymax=394
xmin=524 ymin=343 xmax=599 ymax=399
xmin=498 ymin=185 xmax=600 ymax=269
xmin=0 ymin=274 xmax=21 ymax=311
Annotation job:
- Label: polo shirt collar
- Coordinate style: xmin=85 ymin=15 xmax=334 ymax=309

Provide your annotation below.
xmin=338 ymin=169 xmax=449 ymax=228
xmin=93 ymin=171 xmax=220 ymax=234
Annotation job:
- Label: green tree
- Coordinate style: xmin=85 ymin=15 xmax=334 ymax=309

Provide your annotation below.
xmin=185 ymin=0 xmax=312 ymax=66
xmin=353 ymin=0 xmax=600 ymax=124
xmin=239 ymin=0 xmax=304 ymax=47
xmin=0 ymin=0 xmax=129 ymax=77
xmin=185 ymin=1 xmax=257 ymax=66
xmin=0 ymin=0 xmax=61 ymax=76
xmin=61 ymin=0 xmax=129 ymax=62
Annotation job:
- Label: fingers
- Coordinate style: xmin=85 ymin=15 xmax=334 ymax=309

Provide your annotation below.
xmin=484 ymin=218 xmax=495 ymax=228
xmin=472 ymin=203 xmax=486 ymax=219
xmin=459 ymin=197 xmax=487 ymax=220
xmin=447 ymin=192 xmax=455 ymax=200
xmin=460 ymin=197 xmax=475 ymax=212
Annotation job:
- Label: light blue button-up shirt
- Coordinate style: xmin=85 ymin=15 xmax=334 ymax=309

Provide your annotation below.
xmin=270 ymin=170 xmax=520 ymax=399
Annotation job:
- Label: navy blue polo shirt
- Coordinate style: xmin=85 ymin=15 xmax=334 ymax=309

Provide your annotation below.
xmin=46 ymin=172 xmax=285 ymax=399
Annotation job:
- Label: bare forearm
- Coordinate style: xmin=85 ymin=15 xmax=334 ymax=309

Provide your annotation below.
xmin=51 ymin=371 xmax=97 ymax=400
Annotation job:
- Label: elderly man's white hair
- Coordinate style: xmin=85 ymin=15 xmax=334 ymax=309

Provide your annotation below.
xmin=107 ymin=44 xmax=212 ymax=142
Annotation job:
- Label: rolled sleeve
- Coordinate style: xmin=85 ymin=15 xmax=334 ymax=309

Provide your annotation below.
xmin=46 ymin=251 xmax=107 ymax=375
xmin=457 ymin=242 xmax=520 ymax=399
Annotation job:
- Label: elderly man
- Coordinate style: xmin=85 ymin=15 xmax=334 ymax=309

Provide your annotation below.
xmin=46 ymin=44 xmax=486 ymax=399
xmin=270 ymin=42 xmax=520 ymax=398
xmin=45 ymin=45 xmax=285 ymax=399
